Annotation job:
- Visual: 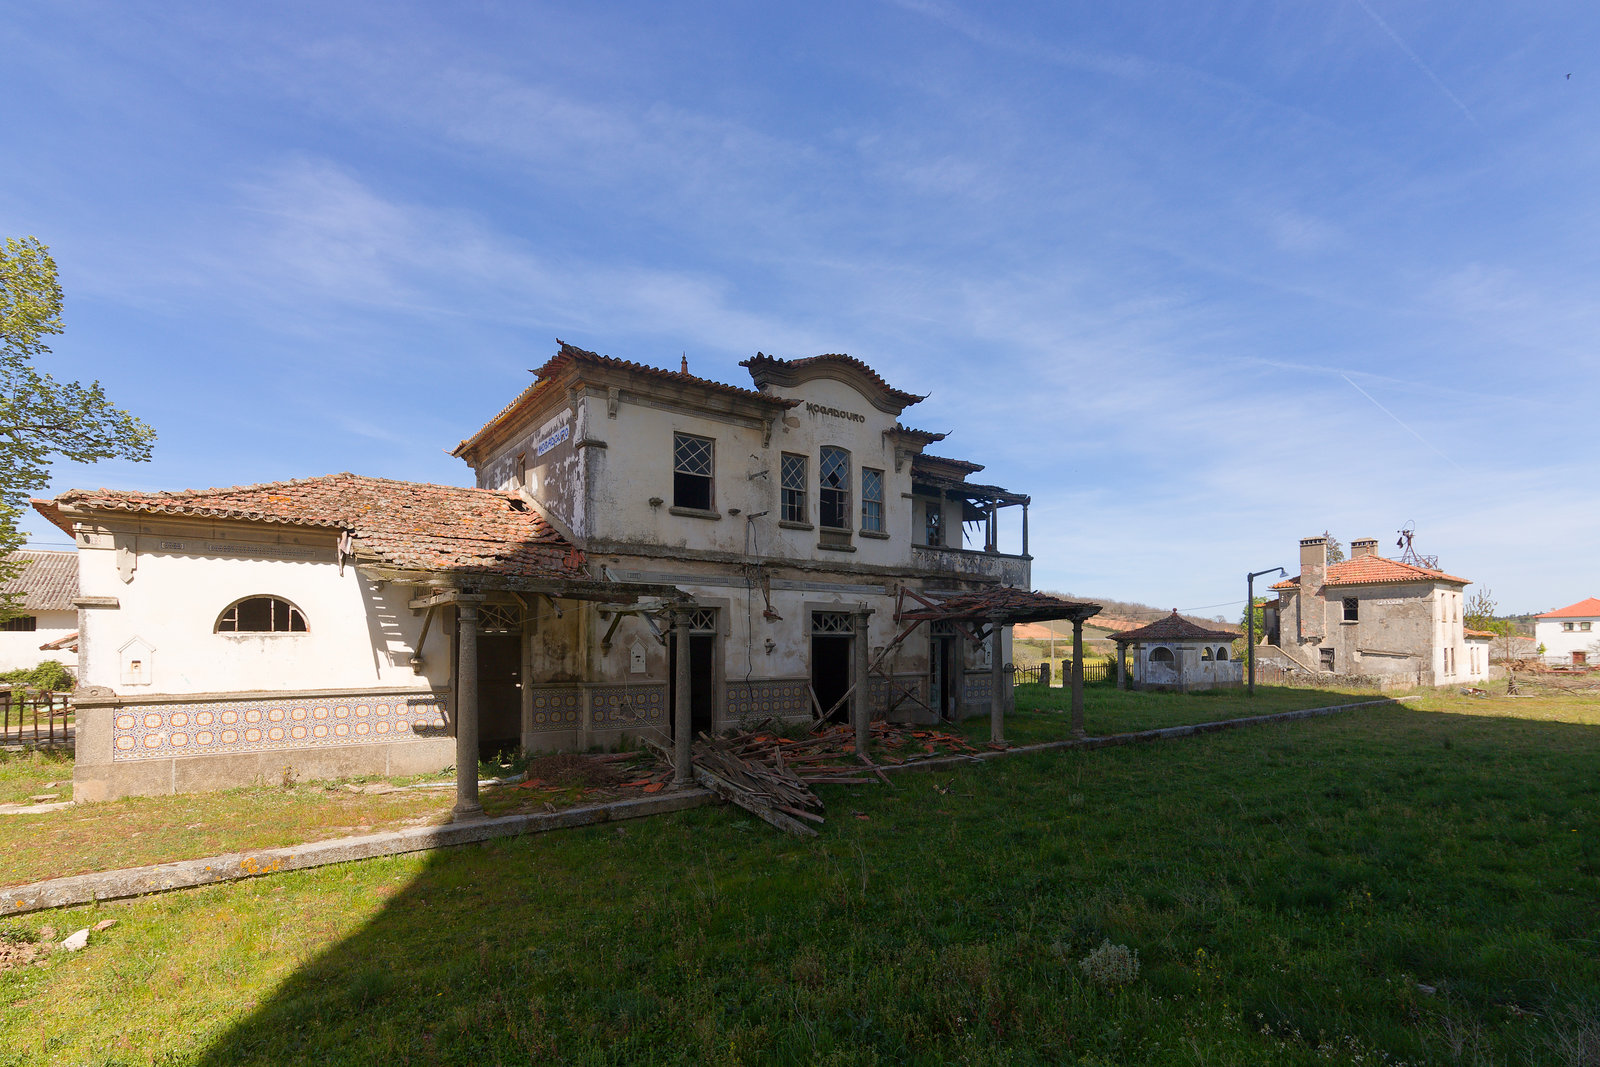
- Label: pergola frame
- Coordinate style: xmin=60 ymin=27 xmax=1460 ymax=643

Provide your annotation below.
xmin=879 ymin=585 xmax=1101 ymax=744
xmin=383 ymin=566 xmax=684 ymax=820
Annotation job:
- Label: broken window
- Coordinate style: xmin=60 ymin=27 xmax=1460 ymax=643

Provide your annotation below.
xmin=780 ymin=452 xmax=808 ymax=524
xmin=1319 ymin=647 xmax=1335 ymax=671
xmin=924 ymin=500 xmax=942 ymax=546
xmin=1 ymin=615 xmax=38 ymax=632
xmin=819 ymin=446 xmax=850 ymax=530
xmin=1215 ymin=646 xmax=1230 ymax=661
xmin=1343 ymin=597 xmax=1359 ymax=622
xmin=861 ymin=467 xmax=884 ymax=533
xmin=217 ymin=596 xmax=308 ymax=633
xmin=672 ymin=433 xmax=714 ymax=511
xmin=1148 ymin=646 xmax=1175 ymax=663
xmin=1200 ymin=646 xmax=1214 ymax=661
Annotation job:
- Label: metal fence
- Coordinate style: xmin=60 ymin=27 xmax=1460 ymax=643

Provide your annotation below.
xmin=1 ymin=688 xmax=73 ymax=746
xmin=1012 ymin=662 xmax=1113 ymax=686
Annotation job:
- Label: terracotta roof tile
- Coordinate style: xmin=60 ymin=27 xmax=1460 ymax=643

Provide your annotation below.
xmin=1272 ymin=555 xmax=1468 ymax=589
xmin=1535 ymin=597 xmax=1600 ymax=619
xmin=1114 ymin=610 xmax=1239 ymax=643
xmin=1 ymin=550 xmax=79 ymax=611
xmin=46 ymin=475 xmax=588 ymax=583
xmin=1464 ymin=628 xmax=1498 ymax=639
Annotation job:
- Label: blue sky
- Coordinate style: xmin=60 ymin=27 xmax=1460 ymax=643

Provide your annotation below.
xmin=4 ymin=1 xmax=1596 ymax=617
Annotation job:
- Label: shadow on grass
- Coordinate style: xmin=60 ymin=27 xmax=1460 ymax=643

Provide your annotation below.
xmin=188 ymin=698 xmax=1600 ymax=1065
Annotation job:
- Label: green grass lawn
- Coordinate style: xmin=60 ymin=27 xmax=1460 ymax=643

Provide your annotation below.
xmin=965 ymin=681 xmax=1384 ymax=746
xmin=3 ymin=688 xmax=1598 ymax=1064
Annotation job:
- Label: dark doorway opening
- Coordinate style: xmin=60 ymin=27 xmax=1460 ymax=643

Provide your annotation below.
xmin=669 ymin=611 xmax=719 ymax=739
xmin=811 ymin=611 xmax=854 ymax=723
xmin=929 ymin=633 xmax=956 ymax=720
xmin=476 ymin=633 xmax=522 ymax=760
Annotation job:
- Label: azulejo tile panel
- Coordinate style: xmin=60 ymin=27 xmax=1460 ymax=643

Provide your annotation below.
xmin=110 ymin=692 xmax=448 ymax=762
xmin=591 ymin=684 xmax=665 ymax=728
xmin=528 ymin=687 xmax=582 ymax=731
xmin=869 ymin=674 xmax=928 ymax=713
xmin=726 ymin=679 xmax=809 ymax=720
xmin=962 ymin=675 xmax=994 ymax=705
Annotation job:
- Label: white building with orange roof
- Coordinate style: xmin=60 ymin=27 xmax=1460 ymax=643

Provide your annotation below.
xmin=1263 ymin=534 xmax=1486 ymax=688
xmin=1532 ymin=598 xmax=1600 ymax=667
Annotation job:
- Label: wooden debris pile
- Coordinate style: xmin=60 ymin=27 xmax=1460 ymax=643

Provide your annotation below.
xmin=634 ymin=721 xmax=987 ymax=836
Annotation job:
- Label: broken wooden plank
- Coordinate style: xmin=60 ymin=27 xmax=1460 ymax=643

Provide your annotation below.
xmin=693 ymin=764 xmax=818 ymax=837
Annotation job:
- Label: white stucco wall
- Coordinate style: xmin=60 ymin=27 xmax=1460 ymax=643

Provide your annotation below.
xmin=75 ymin=531 xmax=452 ymax=696
xmin=0 ymin=609 xmax=77 ymax=674
xmin=1534 ymin=615 xmax=1599 ymax=665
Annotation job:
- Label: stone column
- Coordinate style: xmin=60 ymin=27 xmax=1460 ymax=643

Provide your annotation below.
xmin=1115 ymin=641 xmax=1127 ymax=690
xmin=989 ymin=619 xmax=1006 ymax=744
xmin=851 ymin=608 xmax=871 ymax=755
xmin=452 ymin=599 xmax=485 ymax=821
xmin=673 ymin=605 xmax=693 ymax=785
xmin=1071 ymin=618 xmax=1086 ymax=739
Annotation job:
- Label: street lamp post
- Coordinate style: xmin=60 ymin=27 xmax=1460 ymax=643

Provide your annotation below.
xmin=1246 ymin=566 xmax=1286 ymax=696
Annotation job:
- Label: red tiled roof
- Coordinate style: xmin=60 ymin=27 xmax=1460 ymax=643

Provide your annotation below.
xmin=1535 ymin=597 xmax=1600 ymax=619
xmin=1272 ymin=555 xmax=1468 ymax=590
xmin=1114 ymin=610 xmax=1239 ymax=643
xmin=1 ymin=550 xmax=79 ymax=611
xmin=42 ymin=475 xmax=589 ymax=583
xmin=456 ymin=342 xmax=796 ymax=457
xmin=1464 ymin=628 xmax=1498 ymax=639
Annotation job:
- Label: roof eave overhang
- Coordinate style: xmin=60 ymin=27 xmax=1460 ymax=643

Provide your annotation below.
xmin=358 ymin=563 xmax=683 ymax=603
xmin=741 ymin=353 xmax=925 ymax=415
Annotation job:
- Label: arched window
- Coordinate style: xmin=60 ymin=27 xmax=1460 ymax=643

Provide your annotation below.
xmin=217 ymin=596 xmax=308 ymax=633
xmin=1201 ymin=646 xmax=1214 ymax=661
xmin=1148 ymin=646 xmax=1175 ymax=663
xmin=1215 ymin=646 xmax=1230 ymax=661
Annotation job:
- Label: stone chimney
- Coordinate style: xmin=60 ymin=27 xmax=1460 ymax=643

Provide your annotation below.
xmin=1299 ymin=535 xmax=1327 ymax=591
xmin=1350 ymin=538 xmax=1379 ymax=559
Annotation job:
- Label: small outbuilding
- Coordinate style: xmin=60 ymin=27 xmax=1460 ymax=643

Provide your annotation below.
xmin=1113 ymin=611 xmax=1241 ymax=691
xmin=1 ymin=550 xmax=79 ymax=675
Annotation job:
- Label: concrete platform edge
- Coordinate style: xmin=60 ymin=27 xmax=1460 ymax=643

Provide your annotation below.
xmin=2 ymin=789 xmax=715 ymax=916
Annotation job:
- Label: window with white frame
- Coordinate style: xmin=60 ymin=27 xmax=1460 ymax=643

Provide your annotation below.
xmin=673 ymin=433 xmax=715 ymax=511
xmin=819 ymin=446 xmax=850 ymax=530
xmin=780 ymin=453 xmax=808 ymax=524
xmin=860 ymin=467 xmax=884 ymax=534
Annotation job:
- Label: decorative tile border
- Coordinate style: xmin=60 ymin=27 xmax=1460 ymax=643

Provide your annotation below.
xmin=110 ymin=693 xmax=448 ymax=762
xmin=591 ymin=685 xmax=666 ymax=728
xmin=726 ymin=679 xmax=810 ymax=720
xmin=528 ymin=687 xmax=582 ymax=731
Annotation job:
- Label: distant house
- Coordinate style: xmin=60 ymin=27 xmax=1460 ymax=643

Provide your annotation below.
xmin=1112 ymin=611 xmax=1241 ymax=691
xmin=1264 ymin=534 xmax=1487 ymax=688
xmin=1532 ymin=598 xmax=1600 ymax=667
xmin=0 ymin=550 xmax=79 ymax=675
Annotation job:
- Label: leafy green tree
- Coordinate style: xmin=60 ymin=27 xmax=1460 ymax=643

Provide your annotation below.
xmin=1 ymin=237 xmax=155 ymax=614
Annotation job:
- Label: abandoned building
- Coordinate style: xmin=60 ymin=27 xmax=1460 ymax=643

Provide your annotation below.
xmin=1260 ymin=534 xmax=1487 ymax=688
xmin=1111 ymin=610 xmax=1241 ymax=691
xmin=37 ymin=344 xmax=1099 ymax=805
xmin=1532 ymin=597 xmax=1600 ymax=666
xmin=0 ymin=550 xmax=79 ymax=674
